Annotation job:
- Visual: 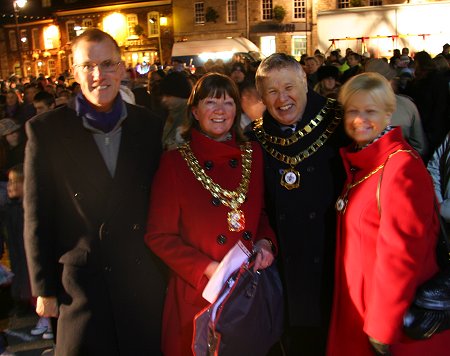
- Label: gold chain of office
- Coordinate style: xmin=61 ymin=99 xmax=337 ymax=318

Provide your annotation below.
xmin=335 ymin=149 xmax=414 ymax=213
xmin=178 ymin=141 xmax=252 ymax=232
xmin=178 ymin=142 xmax=252 ymax=206
xmin=253 ymin=114 xmax=342 ymax=166
xmin=253 ymin=98 xmax=337 ymax=146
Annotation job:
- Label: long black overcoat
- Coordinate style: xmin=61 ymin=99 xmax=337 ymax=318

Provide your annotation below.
xmin=24 ymin=103 xmax=167 ymax=356
xmin=250 ymin=91 xmax=347 ymax=329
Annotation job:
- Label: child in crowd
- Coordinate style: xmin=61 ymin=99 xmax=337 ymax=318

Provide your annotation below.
xmin=2 ymin=164 xmax=53 ymax=340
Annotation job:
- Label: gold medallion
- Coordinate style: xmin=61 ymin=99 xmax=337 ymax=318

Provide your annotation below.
xmin=178 ymin=142 xmax=252 ymax=231
xmin=280 ymin=167 xmax=300 ymax=190
xmin=335 ymin=197 xmax=348 ymax=213
xmin=227 ymin=209 xmax=245 ymax=232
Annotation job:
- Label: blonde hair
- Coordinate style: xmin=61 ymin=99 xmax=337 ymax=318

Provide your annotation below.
xmin=338 ymin=72 xmax=396 ymax=114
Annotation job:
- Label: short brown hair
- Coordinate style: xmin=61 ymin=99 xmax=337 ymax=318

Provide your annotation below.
xmin=71 ymin=29 xmax=121 ymax=57
xmin=181 ymin=73 xmax=245 ymax=143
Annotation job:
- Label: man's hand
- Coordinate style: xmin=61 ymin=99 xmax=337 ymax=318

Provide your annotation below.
xmin=36 ymin=296 xmax=59 ymax=318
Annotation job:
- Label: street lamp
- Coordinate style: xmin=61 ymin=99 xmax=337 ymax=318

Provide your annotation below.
xmin=13 ymin=0 xmax=27 ymax=78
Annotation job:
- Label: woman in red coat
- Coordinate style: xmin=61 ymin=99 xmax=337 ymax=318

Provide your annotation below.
xmin=327 ymin=72 xmax=450 ymax=355
xmin=145 ymin=73 xmax=276 ymax=356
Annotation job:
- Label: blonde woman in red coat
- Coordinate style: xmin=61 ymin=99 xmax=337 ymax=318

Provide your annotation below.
xmin=327 ymin=72 xmax=450 ymax=355
xmin=145 ymin=73 xmax=277 ymax=356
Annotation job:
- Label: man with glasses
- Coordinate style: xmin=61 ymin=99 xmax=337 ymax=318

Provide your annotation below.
xmin=24 ymin=29 xmax=166 ymax=355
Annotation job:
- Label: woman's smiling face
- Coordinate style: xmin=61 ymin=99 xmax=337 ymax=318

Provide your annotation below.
xmin=344 ymin=90 xmax=392 ymax=147
xmin=191 ymin=93 xmax=236 ymax=141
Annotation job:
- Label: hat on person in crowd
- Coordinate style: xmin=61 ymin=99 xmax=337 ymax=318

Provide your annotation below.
xmin=317 ymin=65 xmax=340 ymax=82
xmin=0 ymin=118 xmax=21 ymax=136
xmin=231 ymin=62 xmax=247 ymax=75
xmin=159 ymin=72 xmax=192 ymax=99
xmin=443 ymin=43 xmax=450 ymax=50
xmin=364 ymin=59 xmax=397 ymax=81
xmin=396 ymin=55 xmax=411 ymax=68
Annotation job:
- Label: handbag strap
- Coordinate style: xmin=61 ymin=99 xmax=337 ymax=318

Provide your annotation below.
xmin=376 ymin=149 xmax=450 ymax=260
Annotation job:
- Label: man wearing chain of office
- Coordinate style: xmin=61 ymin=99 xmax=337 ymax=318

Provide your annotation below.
xmin=249 ymin=53 xmax=347 ymax=356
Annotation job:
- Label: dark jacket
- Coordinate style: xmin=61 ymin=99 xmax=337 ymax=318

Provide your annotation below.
xmin=24 ymin=104 xmax=167 ymax=356
xmin=3 ymin=198 xmax=31 ymax=301
xmin=248 ymin=91 xmax=347 ymax=328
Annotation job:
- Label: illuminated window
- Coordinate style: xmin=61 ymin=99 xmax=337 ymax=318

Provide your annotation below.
xmin=260 ymin=36 xmax=276 ymax=57
xmin=262 ymin=0 xmax=273 ymax=20
xmin=20 ymin=29 xmax=29 ymax=51
xmin=369 ymin=0 xmax=382 ymax=5
xmin=227 ymin=0 xmax=237 ymax=23
xmin=127 ymin=14 xmax=138 ymax=37
xmin=292 ymin=36 xmax=307 ymax=61
xmin=294 ymin=0 xmax=305 ymax=19
xmin=32 ymin=28 xmax=40 ymax=50
xmin=195 ymin=2 xmax=205 ymax=24
xmin=82 ymin=18 xmax=93 ymax=28
xmin=66 ymin=21 xmax=77 ymax=42
xmin=9 ymin=30 xmax=17 ymax=51
xmin=148 ymin=12 xmax=160 ymax=36
xmin=48 ymin=59 xmax=56 ymax=76
xmin=338 ymin=0 xmax=350 ymax=8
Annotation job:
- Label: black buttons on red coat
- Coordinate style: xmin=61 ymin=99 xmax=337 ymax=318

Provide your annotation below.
xmin=212 ymin=197 xmax=221 ymax=206
xmin=204 ymin=161 xmax=214 ymax=170
xmin=217 ymin=234 xmax=227 ymax=245
xmin=242 ymin=231 xmax=252 ymax=241
xmin=229 ymin=159 xmax=238 ymax=168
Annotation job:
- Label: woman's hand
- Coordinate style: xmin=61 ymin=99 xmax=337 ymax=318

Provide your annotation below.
xmin=369 ymin=336 xmax=391 ymax=356
xmin=253 ymin=239 xmax=275 ymax=272
xmin=204 ymin=261 xmax=219 ymax=280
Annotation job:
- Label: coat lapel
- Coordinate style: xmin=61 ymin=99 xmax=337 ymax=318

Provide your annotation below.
xmin=59 ymin=110 xmax=114 ymax=197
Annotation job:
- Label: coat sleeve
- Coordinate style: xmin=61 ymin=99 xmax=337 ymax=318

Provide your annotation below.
xmin=406 ymin=99 xmax=429 ymax=159
xmin=251 ymin=143 xmax=278 ymax=253
xmin=145 ymin=152 xmax=212 ymax=290
xmin=23 ymin=119 xmax=59 ymax=297
xmin=363 ymin=152 xmax=439 ymax=344
xmin=427 ymin=134 xmax=450 ymax=221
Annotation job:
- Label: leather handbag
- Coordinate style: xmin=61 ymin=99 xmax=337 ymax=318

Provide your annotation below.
xmin=192 ymin=259 xmax=284 ymax=356
xmin=375 ymin=149 xmax=450 ymax=340
xmin=402 ymin=217 xmax=450 ymax=340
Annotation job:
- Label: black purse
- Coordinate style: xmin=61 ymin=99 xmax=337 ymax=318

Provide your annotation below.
xmin=376 ymin=149 xmax=450 ymax=340
xmin=402 ymin=216 xmax=450 ymax=340
xmin=192 ymin=259 xmax=284 ymax=356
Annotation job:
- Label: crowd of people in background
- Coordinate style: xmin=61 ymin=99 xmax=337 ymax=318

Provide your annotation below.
xmin=0 ymin=35 xmax=450 ymax=356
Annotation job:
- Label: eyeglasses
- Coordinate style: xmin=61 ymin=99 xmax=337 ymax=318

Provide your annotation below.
xmin=73 ymin=60 xmax=122 ymax=74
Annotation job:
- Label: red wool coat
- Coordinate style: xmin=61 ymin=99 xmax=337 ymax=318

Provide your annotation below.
xmin=145 ymin=130 xmax=276 ymax=356
xmin=327 ymin=128 xmax=450 ymax=356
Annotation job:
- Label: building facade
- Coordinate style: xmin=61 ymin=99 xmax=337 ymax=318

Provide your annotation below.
xmin=0 ymin=0 xmax=173 ymax=79
xmin=1 ymin=0 xmax=447 ymax=80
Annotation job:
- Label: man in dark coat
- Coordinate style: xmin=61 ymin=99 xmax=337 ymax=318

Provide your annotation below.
xmin=24 ymin=29 xmax=166 ymax=356
xmin=250 ymin=53 xmax=347 ymax=356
